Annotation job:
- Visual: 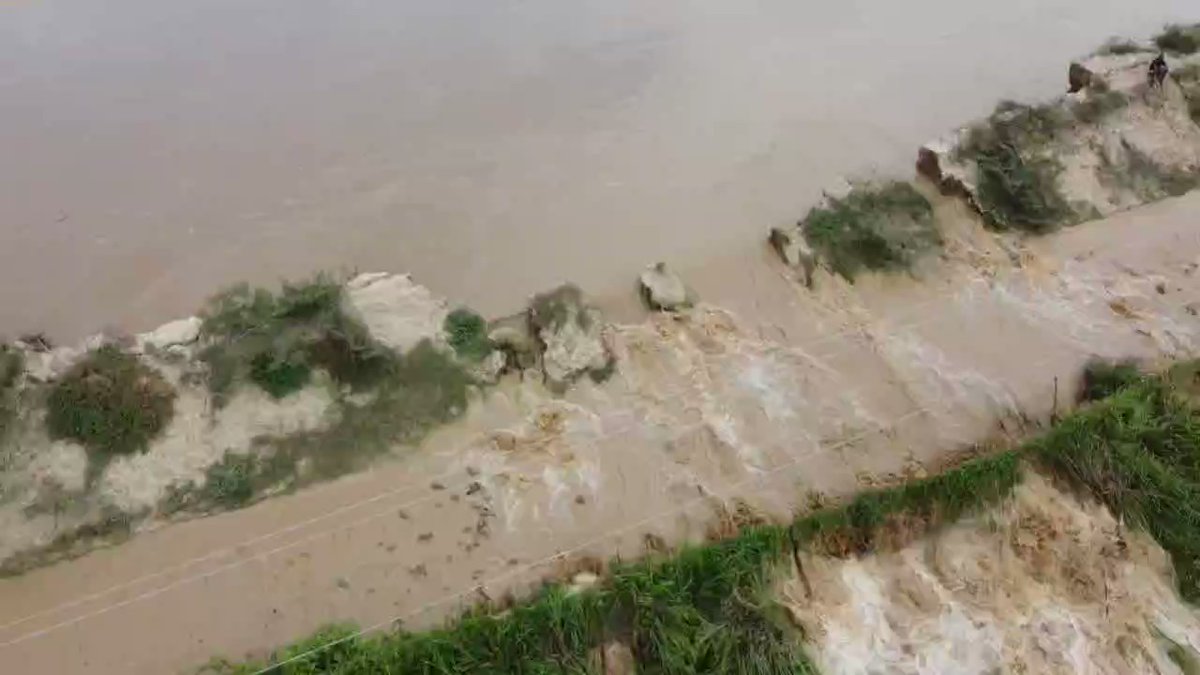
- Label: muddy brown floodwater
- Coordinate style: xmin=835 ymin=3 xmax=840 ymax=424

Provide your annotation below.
xmin=0 ymin=0 xmax=1196 ymax=339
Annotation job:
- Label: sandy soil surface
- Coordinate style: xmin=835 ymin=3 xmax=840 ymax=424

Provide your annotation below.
xmin=1 ymin=191 xmax=1198 ymax=673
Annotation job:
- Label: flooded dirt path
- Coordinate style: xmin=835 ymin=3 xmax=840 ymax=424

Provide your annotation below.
xmin=1 ymin=0 xmax=1196 ymax=340
xmin=0 ymin=191 xmax=1197 ymax=673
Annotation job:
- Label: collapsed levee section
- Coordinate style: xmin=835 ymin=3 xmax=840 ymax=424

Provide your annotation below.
xmin=919 ymin=47 xmax=1200 ymax=233
xmin=780 ymin=470 xmax=1200 ymax=674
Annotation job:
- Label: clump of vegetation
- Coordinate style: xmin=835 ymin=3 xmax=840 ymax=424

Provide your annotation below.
xmin=1101 ymin=140 xmax=1200 ymax=201
xmin=1032 ymin=360 xmax=1200 ymax=599
xmin=1098 ymin=39 xmax=1148 ymax=55
xmin=959 ymin=102 xmax=1074 ymax=233
xmin=529 ymin=284 xmax=590 ymax=333
xmin=1077 ymin=358 xmax=1141 ymax=402
xmin=444 ymin=308 xmax=493 ymax=362
xmin=0 ymin=344 xmax=24 ymax=439
xmin=800 ymin=182 xmax=940 ymax=281
xmin=1155 ymin=23 xmax=1200 ymax=55
xmin=199 ymin=276 xmax=395 ymax=404
xmin=1176 ymin=63 xmax=1200 ymax=125
xmin=45 ymin=346 xmax=176 ymax=458
xmin=1071 ymin=80 xmax=1129 ymax=125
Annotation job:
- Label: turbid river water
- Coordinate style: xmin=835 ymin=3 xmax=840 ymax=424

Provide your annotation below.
xmin=0 ymin=0 xmax=1195 ymax=340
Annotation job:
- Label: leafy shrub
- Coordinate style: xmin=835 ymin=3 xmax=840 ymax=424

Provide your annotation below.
xmin=1098 ymin=39 xmax=1148 ymax=55
xmin=1155 ymin=23 xmax=1200 ymax=55
xmin=801 ymin=182 xmax=939 ymax=280
xmin=1078 ymin=359 xmax=1141 ymax=402
xmin=199 ymin=276 xmax=394 ymax=402
xmin=0 ymin=345 xmax=25 ymax=439
xmin=444 ymin=308 xmax=493 ymax=362
xmin=45 ymin=347 xmax=176 ymax=457
xmin=964 ymin=105 xmax=1073 ymax=233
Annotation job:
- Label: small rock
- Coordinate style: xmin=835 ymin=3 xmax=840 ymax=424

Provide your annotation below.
xmin=768 ymin=226 xmax=817 ymax=287
xmin=638 ymin=263 xmax=691 ymax=311
xmin=418 ymin=532 xmax=434 ymax=542
xmin=1068 ymin=62 xmax=1094 ymax=93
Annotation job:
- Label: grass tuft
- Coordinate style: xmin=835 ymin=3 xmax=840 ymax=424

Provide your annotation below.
xmin=1031 ymin=361 xmax=1200 ymax=600
xmin=1155 ymin=23 xmax=1200 ymax=55
xmin=1098 ymin=39 xmax=1149 ymax=55
xmin=800 ymin=182 xmax=939 ymax=281
xmin=45 ymin=346 xmax=175 ymax=458
xmin=1078 ymin=358 xmax=1142 ymax=402
xmin=444 ymin=308 xmax=494 ymax=362
xmin=529 ymin=285 xmax=590 ymax=333
xmin=0 ymin=344 xmax=24 ymax=439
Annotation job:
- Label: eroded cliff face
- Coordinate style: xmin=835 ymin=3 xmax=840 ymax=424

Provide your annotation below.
xmin=780 ymin=472 xmax=1200 ymax=674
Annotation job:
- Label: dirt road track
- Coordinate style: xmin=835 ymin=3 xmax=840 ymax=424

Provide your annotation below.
xmin=2 ymin=192 xmax=1199 ymax=674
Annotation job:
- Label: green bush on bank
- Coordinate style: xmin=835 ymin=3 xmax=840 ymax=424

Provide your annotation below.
xmin=1155 ymin=23 xmax=1200 ymax=55
xmin=199 ymin=276 xmax=396 ymax=404
xmin=800 ymin=182 xmax=940 ymax=281
xmin=44 ymin=346 xmax=175 ymax=458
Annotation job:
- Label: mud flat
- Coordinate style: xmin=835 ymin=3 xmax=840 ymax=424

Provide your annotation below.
xmin=1 ymin=26 xmax=1200 ymax=675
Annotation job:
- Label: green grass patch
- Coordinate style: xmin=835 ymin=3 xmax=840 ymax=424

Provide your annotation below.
xmin=445 ymin=308 xmax=494 ymax=362
xmin=1030 ymin=360 xmax=1200 ymax=600
xmin=199 ymin=276 xmax=395 ymax=404
xmin=1155 ymin=23 xmax=1200 ymax=55
xmin=44 ymin=346 xmax=175 ymax=459
xmin=529 ymin=284 xmax=591 ymax=333
xmin=800 ymin=182 xmax=939 ymax=281
xmin=961 ymin=103 xmax=1074 ymax=233
xmin=1098 ymin=39 xmax=1148 ymax=55
xmin=1077 ymin=358 xmax=1142 ymax=402
xmin=0 ymin=344 xmax=24 ymax=440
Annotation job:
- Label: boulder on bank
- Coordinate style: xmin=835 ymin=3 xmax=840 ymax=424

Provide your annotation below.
xmin=1068 ymin=62 xmax=1093 ymax=93
xmin=528 ymin=285 xmax=614 ymax=389
xmin=343 ymin=273 xmax=449 ymax=354
xmin=638 ymin=262 xmax=691 ymax=311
